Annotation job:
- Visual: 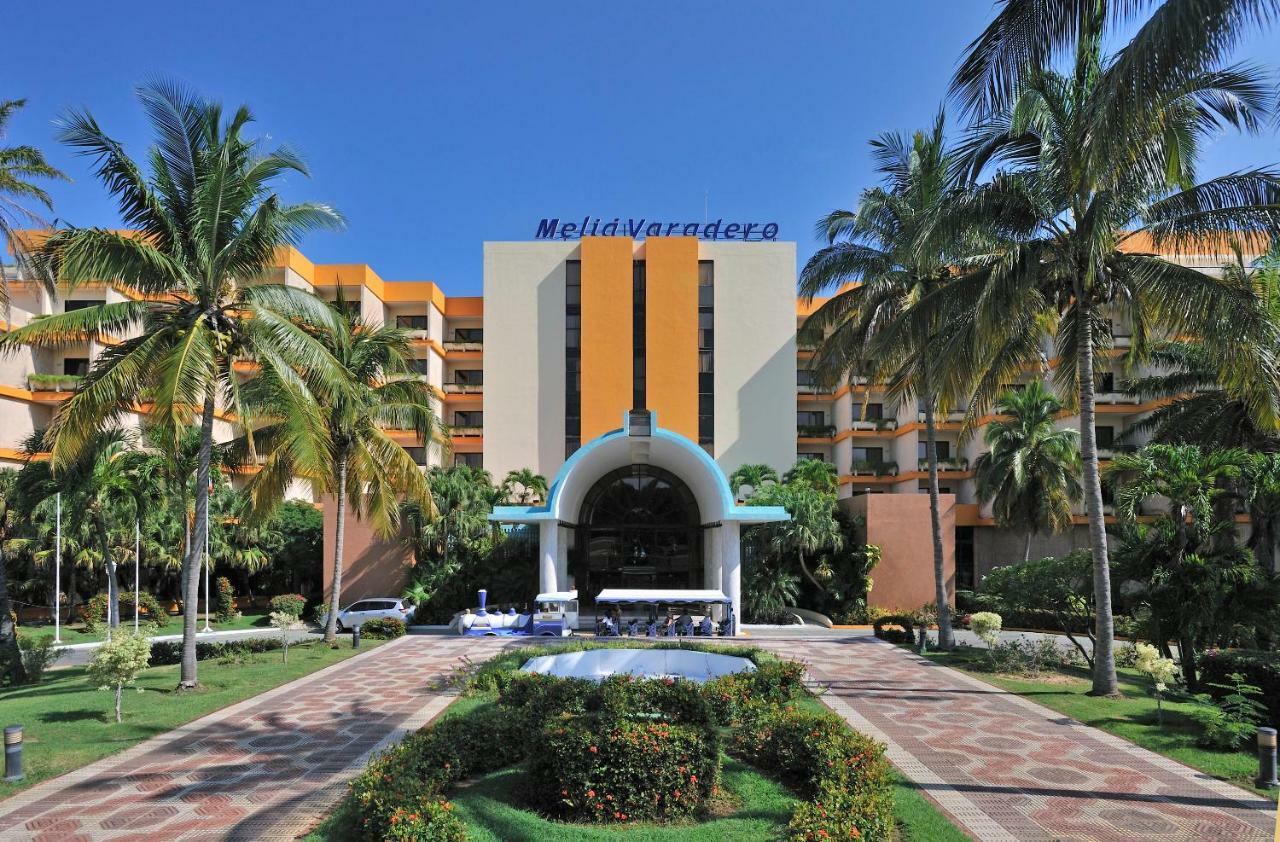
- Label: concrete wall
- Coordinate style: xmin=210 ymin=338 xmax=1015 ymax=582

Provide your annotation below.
xmin=321 ymin=497 xmax=415 ymax=604
xmin=847 ymin=492 xmax=956 ymax=612
xmin=482 ymin=242 xmax=572 ymax=482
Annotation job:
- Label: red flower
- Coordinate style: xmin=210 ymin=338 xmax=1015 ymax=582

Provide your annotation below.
xmin=587 ymin=790 xmax=595 ymax=798
xmin=589 ymin=745 xmax=598 ymax=753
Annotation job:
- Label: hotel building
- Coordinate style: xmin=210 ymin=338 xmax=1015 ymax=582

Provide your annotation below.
xmin=0 ymin=234 xmax=1266 ymax=623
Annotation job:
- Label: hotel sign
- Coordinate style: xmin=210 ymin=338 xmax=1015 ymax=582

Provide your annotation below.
xmin=536 ymin=217 xmax=779 ymax=241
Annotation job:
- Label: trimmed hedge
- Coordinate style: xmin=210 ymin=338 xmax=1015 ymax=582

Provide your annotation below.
xmin=149 ymin=636 xmax=284 ymax=666
xmin=361 ymin=617 xmax=406 ymax=639
xmin=872 ymin=614 xmax=915 ymax=644
xmin=84 ymin=591 xmax=168 ymax=630
xmin=270 ymin=593 xmax=307 ymax=618
xmin=1200 ymin=649 xmax=1280 ymax=730
xmin=528 ymin=715 xmax=719 ymax=823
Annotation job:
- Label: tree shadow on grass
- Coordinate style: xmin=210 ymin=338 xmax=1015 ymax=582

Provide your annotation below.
xmin=39 ymin=708 xmax=109 ymax=724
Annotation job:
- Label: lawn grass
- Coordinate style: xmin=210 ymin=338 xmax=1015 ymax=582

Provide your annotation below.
xmin=917 ymin=645 xmax=1278 ymax=802
xmin=0 ymin=638 xmax=384 ymax=800
xmin=19 ymin=608 xmax=276 ymax=646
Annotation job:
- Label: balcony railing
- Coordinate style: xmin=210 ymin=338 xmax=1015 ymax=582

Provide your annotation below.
xmin=850 ymin=460 xmax=898 ymax=477
xmin=451 ymin=425 xmax=483 ymax=437
xmin=918 ymin=409 xmax=967 ymax=423
xmin=28 ymin=374 xmax=83 ymax=392
xmin=443 ymin=339 xmax=484 ymax=351
xmin=850 ymin=418 xmax=896 ymax=432
xmin=1095 ymin=392 xmax=1141 ymax=405
xmin=797 ymin=424 xmax=837 ymax=438
xmin=797 ymin=383 xmax=835 ymax=395
xmin=1113 ymin=334 xmax=1133 ymax=348
xmin=918 ymin=457 xmax=969 ymax=472
xmin=1096 ymin=444 xmax=1137 ymax=460
xmin=443 ymin=382 xmax=483 ymax=394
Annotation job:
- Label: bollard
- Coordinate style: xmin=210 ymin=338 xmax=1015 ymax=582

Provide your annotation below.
xmin=1257 ymin=727 xmax=1279 ymax=789
xmin=352 ymin=624 xmax=361 ymax=649
xmin=4 ymin=725 xmax=22 ymax=782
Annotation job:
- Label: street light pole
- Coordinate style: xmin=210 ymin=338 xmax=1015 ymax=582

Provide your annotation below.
xmin=133 ymin=519 xmax=140 ymax=632
xmin=53 ymin=493 xmax=61 ymax=645
xmin=202 ymin=501 xmax=211 ymax=633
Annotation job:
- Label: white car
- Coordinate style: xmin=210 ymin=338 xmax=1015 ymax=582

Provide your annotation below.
xmin=321 ymin=598 xmax=413 ymax=632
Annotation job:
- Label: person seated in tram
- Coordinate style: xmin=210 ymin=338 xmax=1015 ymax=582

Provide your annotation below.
xmin=626 ymin=618 xmax=640 ymax=636
xmin=698 ymin=616 xmax=714 ymax=636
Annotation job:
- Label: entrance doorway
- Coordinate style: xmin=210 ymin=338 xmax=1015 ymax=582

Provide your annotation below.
xmin=573 ymin=465 xmax=703 ymax=595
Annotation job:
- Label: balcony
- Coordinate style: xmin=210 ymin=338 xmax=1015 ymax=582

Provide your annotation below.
xmin=850 ymin=460 xmax=898 ymax=477
xmin=1113 ymin=334 xmax=1133 ymax=348
xmin=443 ymin=339 xmax=484 ymax=352
xmin=451 ymin=425 xmax=483 ymax=437
xmin=28 ymin=373 xmax=83 ymax=392
xmin=797 ymin=383 xmax=836 ymax=396
xmin=918 ymin=409 xmax=967 ymax=423
xmin=850 ymin=418 xmax=896 ymax=432
xmin=443 ymin=381 xmax=483 ymax=394
xmin=1096 ymin=444 xmax=1136 ymax=460
xmin=1095 ymin=392 xmax=1140 ymax=405
xmin=395 ymin=315 xmax=431 ymax=337
xmin=918 ymin=457 xmax=969 ymax=472
xmin=797 ymin=424 xmax=837 ymax=439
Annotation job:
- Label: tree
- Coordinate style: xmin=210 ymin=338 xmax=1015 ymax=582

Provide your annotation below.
xmin=728 ymin=463 xmax=778 ymax=501
xmin=1107 ymin=444 xmax=1251 ymax=687
xmin=974 ymin=382 xmax=1082 ymax=561
xmin=799 ymin=113 xmax=974 ymax=649
xmin=981 ymin=551 xmax=1096 ymax=667
xmin=245 ymin=300 xmax=437 ymax=644
xmin=0 ymin=470 xmax=25 ymax=683
xmin=782 ymin=459 xmax=838 ymax=494
xmin=935 ymin=10 xmax=1280 ymax=694
xmin=0 ymin=98 xmax=67 ymax=325
xmin=0 ymin=80 xmax=344 ymax=689
xmin=747 ymin=480 xmax=843 ymax=592
xmin=502 ymin=468 xmax=548 ymax=505
xmin=87 ymin=627 xmax=151 ymax=723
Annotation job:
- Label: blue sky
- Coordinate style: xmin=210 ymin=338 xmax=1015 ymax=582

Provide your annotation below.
xmin=7 ymin=1 xmax=1277 ymax=295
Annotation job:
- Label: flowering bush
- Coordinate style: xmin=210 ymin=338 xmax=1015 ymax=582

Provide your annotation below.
xmin=83 ymin=591 xmax=167 ymax=632
xmin=360 ymin=617 xmax=406 ymax=639
xmin=87 ymin=628 xmax=151 ymax=723
xmin=383 ymin=800 xmax=466 ymax=842
xmin=969 ymin=611 xmax=1003 ymax=647
xmin=214 ymin=576 xmax=238 ymax=622
xmin=269 ymin=593 xmax=307 ymax=618
xmin=527 ymin=714 xmax=720 ymax=823
xmin=705 ymin=659 xmax=808 ymax=723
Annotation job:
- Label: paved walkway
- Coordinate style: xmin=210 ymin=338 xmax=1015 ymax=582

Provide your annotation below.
xmin=757 ymin=636 xmax=1278 ymax=841
xmin=0 ymin=636 xmax=505 ymax=841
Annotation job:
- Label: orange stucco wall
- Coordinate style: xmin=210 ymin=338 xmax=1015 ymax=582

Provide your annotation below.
xmin=580 ymin=237 xmax=634 ymax=440
xmin=321 ymin=499 xmax=415 ymax=604
xmin=846 ymin=493 xmax=956 ymax=612
xmin=643 ymin=237 xmax=699 ymax=439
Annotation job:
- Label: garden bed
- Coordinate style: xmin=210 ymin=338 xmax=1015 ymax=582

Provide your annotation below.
xmin=306 ymin=642 xmax=962 ymax=841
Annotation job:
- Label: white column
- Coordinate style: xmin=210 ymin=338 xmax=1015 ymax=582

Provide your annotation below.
xmin=556 ymin=526 xmax=570 ymax=590
xmin=721 ymin=521 xmax=741 ymax=635
xmin=703 ymin=527 xmax=723 ymax=620
xmin=538 ymin=520 xmax=559 ymax=593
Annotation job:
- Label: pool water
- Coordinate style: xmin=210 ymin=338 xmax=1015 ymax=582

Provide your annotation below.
xmin=520 ymin=648 xmax=756 ymax=682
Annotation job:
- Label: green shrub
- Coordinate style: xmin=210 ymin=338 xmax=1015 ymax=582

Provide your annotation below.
xmin=1190 ymin=672 xmax=1268 ymax=749
xmin=872 ymin=614 xmax=914 ymax=644
xmin=787 ymin=780 xmax=894 ymax=842
xmin=383 ymin=800 xmax=466 ymax=841
xmin=1200 ymin=649 xmax=1280 ymax=730
xmin=269 ymin=593 xmax=307 ymax=618
xmin=16 ymin=635 xmax=60 ymax=683
xmin=360 ymin=617 xmax=406 ymax=639
xmin=590 ymin=674 xmax=717 ymax=728
xmin=705 ymin=659 xmax=807 ymax=723
xmin=214 ymin=576 xmax=237 ymax=622
xmin=149 ymin=636 xmax=285 ymax=665
xmin=84 ymin=591 xmax=167 ymax=632
xmin=527 ymin=714 xmax=720 ymax=824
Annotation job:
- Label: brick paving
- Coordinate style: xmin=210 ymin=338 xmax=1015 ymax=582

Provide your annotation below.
xmin=757 ymin=635 xmax=1278 ymax=841
xmin=0 ymin=635 xmax=506 ymax=841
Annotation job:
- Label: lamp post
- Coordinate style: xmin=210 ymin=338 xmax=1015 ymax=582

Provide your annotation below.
xmin=53 ymin=493 xmax=61 ymax=645
xmin=133 ymin=519 xmax=140 ymax=632
xmin=201 ymin=501 xmax=211 ymax=633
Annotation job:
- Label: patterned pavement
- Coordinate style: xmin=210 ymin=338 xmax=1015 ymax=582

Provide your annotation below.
xmin=0 ymin=635 xmax=506 ymax=841
xmin=757 ymin=636 xmax=1278 ymax=841
xmin=0 ymin=633 xmax=1274 ymax=841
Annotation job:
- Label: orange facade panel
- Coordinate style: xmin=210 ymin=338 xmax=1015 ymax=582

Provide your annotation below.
xmin=580 ymin=237 xmax=634 ymax=440
xmin=644 ymin=237 xmax=699 ymax=439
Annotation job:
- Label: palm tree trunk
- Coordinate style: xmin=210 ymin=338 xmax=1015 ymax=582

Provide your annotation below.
xmin=97 ymin=519 xmax=119 ymax=631
xmin=324 ymin=451 xmax=349 ymax=644
xmin=179 ymin=393 xmax=217 ymax=690
xmin=796 ymin=548 xmax=821 ymax=590
xmin=1023 ymin=532 xmax=1032 ymax=563
xmin=1178 ymin=634 xmax=1199 ymax=691
xmin=922 ymin=395 xmax=954 ymax=650
xmin=1077 ymin=297 xmax=1119 ymax=696
xmin=0 ymin=538 xmax=24 ymax=684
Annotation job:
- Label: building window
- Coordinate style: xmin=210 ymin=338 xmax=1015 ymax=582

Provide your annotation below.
xmin=451 ymin=327 xmax=483 ymax=342
xmin=454 ymin=369 xmax=483 ymax=385
xmin=919 ymin=440 xmax=950 ymax=460
xmin=1096 ymin=425 xmax=1115 ymax=448
xmin=955 ymin=526 xmax=975 ymax=591
xmin=851 ymin=446 xmax=884 ymax=464
xmin=797 ymin=410 xmax=826 ymax=429
xmin=633 ymin=260 xmax=646 ymax=410
xmin=395 ymin=315 xmax=430 ymax=331
xmin=565 ymin=260 xmax=581 ymax=457
xmin=938 ymin=486 xmax=952 ymax=494
xmin=407 ymin=357 xmax=429 ymax=375
xmin=63 ymin=357 xmax=90 ymax=377
xmin=454 ymin=410 xmax=483 ymax=427
xmin=404 ymin=446 xmax=427 ymax=466
xmin=63 ymin=300 xmax=103 ymax=312
xmin=1098 ymin=372 xmax=1116 ymax=392
xmin=852 ymin=402 xmax=883 ymax=421
xmin=797 ymin=370 xmax=816 ymax=388
xmin=698 ymin=260 xmax=714 ymax=451
xmin=454 ymin=452 xmax=483 ymax=468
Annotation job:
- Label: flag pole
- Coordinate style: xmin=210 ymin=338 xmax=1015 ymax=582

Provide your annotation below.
xmin=134 ymin=519 xmax=140 ymax=632
xmin=53 ymin=493 xmax=61 ymax=645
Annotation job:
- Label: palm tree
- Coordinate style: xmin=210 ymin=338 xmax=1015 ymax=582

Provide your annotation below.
xmin=1106 ymin=444 xmax=1250 ymax=686
xmin=0 ymin=81 xmax=343 ymax=688
xmin=799 ymin=113 xmax=974 ymax=649
xmin=246 ymin=303 xmax=437 ymax=643
xmin=934 ymin=11 xmax=1280 ymax=693
xmin=974 ymin=382 xmax=1082 ymax=562
xmin=502 ymin=468 xmax=548 ymax=505
xmin=728 ymin=463 xmax=779 ymax=501
xmin=782 ymin=458 xmax=838 ymax=494
xmin=0 ymin=98 xmax=67 ymax=324
xmin=748 ymin=481 xmax=843 ymax=592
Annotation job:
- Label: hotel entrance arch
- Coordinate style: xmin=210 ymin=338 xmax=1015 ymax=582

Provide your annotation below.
xmin=574 ymin=465 xmax=703 ymax=594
